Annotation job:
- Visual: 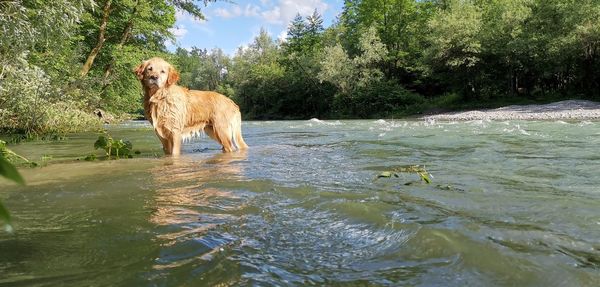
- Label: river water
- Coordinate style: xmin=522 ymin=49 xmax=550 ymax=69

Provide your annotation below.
xmin=1 ymin=119 xmax=599 ymax=286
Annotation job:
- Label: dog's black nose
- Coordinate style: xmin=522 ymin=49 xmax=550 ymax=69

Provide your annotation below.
xmin=149 ymin=75 xmax=158 ymax=80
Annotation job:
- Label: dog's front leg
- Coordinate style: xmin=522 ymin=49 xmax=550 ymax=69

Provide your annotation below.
xmin=154 ymin=131 xmax=171 ymax=155
xmin=158 ymin=136 xmax=171 ymax=155
xmin=171 ymin=133 xmax=182 ymax=156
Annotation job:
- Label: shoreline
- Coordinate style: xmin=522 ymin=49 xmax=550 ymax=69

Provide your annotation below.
xmin=421 ymin=100 xmax=600 ymax=121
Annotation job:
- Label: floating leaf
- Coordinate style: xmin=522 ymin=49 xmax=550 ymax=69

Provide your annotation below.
xmin=375 ymin=165 xmax=432 ymax=184
xmin=377 ymin=171 xmax=393 ymax=178
xmin=418 ymin=172 xmax=431 ymax=184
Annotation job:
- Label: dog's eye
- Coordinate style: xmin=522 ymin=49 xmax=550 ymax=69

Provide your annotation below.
xmin=148 ymin=66 xmax=153 ymax=71
xmin=161 ymin=70 xmax=166 ymax=74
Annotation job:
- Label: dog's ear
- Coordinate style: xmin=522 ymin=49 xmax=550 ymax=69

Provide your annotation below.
xmin=167 ymin=66 xmax=180 ymax=86
xmin=134 ymin=60 xmax=148 ymax=80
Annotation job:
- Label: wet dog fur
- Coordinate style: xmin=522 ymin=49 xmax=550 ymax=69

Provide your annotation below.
xmin=135 ymin=57 xmax=248 ymax=155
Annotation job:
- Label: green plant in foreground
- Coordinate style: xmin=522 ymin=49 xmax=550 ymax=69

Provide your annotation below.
xmin=376 ymin=165 xmax=432 ymax=184
xmin=0 ymin=141 xmax=25 ymax=233
xmin=94 ymin=134 xmax=133 ymax=159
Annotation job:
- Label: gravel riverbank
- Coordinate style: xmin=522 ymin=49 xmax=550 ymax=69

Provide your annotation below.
xmin=422 ymin=100 xmax=600 ymax=121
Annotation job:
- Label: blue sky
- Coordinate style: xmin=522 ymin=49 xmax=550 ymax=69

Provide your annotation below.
xmin=166 ymin=0 xmax=344 ymax=55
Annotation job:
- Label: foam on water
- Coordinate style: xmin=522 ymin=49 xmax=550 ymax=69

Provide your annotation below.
xmin=308 ymin=118 xmax=343 ymax=126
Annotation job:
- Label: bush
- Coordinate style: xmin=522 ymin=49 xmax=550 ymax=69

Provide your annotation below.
xmin=333 ymin=80 xmax=425 ymax=118
xmin=0 ymin=56 xmax=101 ymax=136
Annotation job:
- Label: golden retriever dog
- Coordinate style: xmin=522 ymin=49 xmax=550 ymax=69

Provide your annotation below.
xmin=135 ymin=57 xmax=248 ymax=155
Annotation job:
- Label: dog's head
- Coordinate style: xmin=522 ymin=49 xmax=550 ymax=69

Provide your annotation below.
xmin=134 ymin=57 xmax=179 ymax=89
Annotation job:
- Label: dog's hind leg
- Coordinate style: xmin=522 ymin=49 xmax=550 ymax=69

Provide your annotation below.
xmin=212 ymin=123 xmax=235 ymax=152
xmin=205 ymin=125 xmax=233 ymax=152
xmin=204 ymin=126 xmax=218 ymax=142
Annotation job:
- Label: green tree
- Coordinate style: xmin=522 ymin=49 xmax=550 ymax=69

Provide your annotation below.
xmin=229 ymin=29 xmax=285 ymax=119
xmin=175 ymin=47 xmax=231 ymax=91
xmin=320 ymin=26 xmax=420 ymax=117
xmin=424 ymin=0 xmax=483 ymax=97
xmin=319 ymin=26 xmax=386 ymax=93
xmin=279 ymin=11 xmax=334 ymax=118
xmin=286 ymin=14 xmax=307 ymax=53
xmin=305 ymin=9 xmax=325 ymax=50
xmin=573 ymin=0 xmax=600 ymax=97
xmin=79 ymin=0 xmax=218 ymax=78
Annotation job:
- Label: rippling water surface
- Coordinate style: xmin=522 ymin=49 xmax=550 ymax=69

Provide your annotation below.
xmin=1 ymin=119 xmax=600 ymax=286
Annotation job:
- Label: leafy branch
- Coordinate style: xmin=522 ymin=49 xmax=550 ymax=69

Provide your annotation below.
xmin=0 ymin=140 xmax=37 ymax=167
xmin=375 ymin=165 xmax=432 ymax=184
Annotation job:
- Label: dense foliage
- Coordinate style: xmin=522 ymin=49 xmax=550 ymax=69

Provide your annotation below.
xmin=0 ymin=0 xmax=215 ymax=135
xmin=177 ymin=0 xmax=600 ymax=119
xmin=1 ymin=0 xmax=599 ymax=131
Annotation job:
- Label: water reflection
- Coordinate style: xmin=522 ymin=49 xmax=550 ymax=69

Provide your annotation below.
xmin=152 ymin=150 xmax=248 ymax=184
xmin=149 ymin=150 xmax=249 ymax=227
xmin=147 ymin=151 xmax=250 ymax=284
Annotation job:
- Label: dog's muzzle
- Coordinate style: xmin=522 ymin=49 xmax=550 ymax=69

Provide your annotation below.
xmin=147 ymin=76 xmax=160 ymax=86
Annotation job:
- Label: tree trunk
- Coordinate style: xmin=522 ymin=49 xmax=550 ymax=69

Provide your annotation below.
xmin=102 ymin=20 xmax=133 ymax=82
xmin=80 ymin=0 xmax=112 ymax=78
xmin=103 ymin=0 xmax=139 ymax=82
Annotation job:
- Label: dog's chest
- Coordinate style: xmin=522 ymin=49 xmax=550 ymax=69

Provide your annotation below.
xmin=146 ymin=90 xmax=187 ymax=136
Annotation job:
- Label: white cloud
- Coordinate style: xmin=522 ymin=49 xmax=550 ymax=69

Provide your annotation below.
xmin=260 ymin=7 xmax=281 ymax=24
xmin=261 ymin=0 xmax=328 ymax=25
xmin=175 ymin=8 xmax=209 ymax=25
xmin=165 ymin=25 xmax=189 ymax=52
xmin=173 ymin=8 xmax=213 ymax=37
xmin=244 ymin=4 xmax=261 ymax=17
xmin=212 ymin=1 xmax=328 ymax=26
xmin=214 ymin=6 xmax=240 ymax=18
xmin=169 ymin=25 xmax=188 ymax=38
xmin=213 ymin=4 xmax=261 ymax=19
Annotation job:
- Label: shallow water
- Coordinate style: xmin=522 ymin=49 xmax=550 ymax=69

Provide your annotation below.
xmin=1 ymin=119 xmax=600 ymax=286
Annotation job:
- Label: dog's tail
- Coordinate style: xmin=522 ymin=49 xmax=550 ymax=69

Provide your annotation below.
xmin=230 ymin=112 xmax=248 ymax=150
